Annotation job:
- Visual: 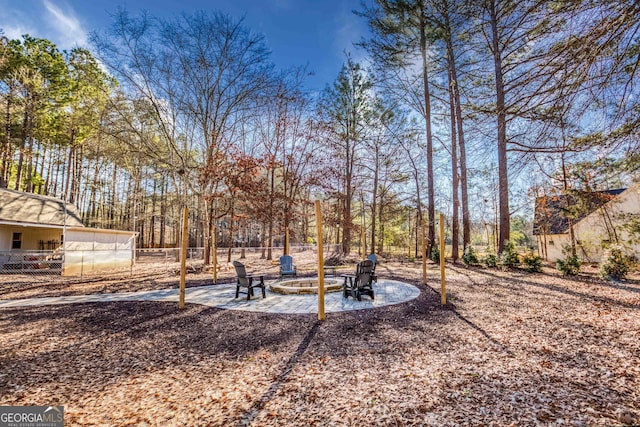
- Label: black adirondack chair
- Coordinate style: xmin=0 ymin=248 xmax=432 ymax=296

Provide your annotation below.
xmin=341 ymin=259 xmax=374 ymax=301
xmin=233 ymin=261 xmax=266 ymax=300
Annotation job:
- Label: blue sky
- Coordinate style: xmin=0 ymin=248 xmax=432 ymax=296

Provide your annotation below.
xmin=0 ymin=0 xmax=369 ymax=91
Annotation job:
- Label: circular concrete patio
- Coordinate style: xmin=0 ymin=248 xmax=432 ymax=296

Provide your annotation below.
xmin=0 ymin=279 xmax=420 ymax=314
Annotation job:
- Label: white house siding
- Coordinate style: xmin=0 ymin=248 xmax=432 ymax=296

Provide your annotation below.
xmin=0 ymin=225 xmax=62 ymax=251
xmin=0 ymin=227 xmax=9 ymax=250
xmin=539 ymin=185 xmax=640 ymax=262
xmin=537 ymin=233 xmax=570 ymax=262
xmin=573 ymin=185 xmax=640 ymax=262
xmin=63 ymin=228 xmax=134 ymax=275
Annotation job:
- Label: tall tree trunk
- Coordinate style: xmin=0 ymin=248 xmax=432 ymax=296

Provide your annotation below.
xmin=457 ymin=108 xmax=470 ymax=250
xmin=88 ymin=158 xmax=100 ymax=226
xmin=419 ymin=2 xmax=436 ymax=258
xmin=15 ymin=106 xmax=29 ymax=191
xmin=404 ymin=146 xmax=423 ymax=259
xmin=32 ymin=141 xmax=41 ymax=193
xmin=336 ymin=200 xmax=342 ymax=247
xmin=377 ymin=193 xmax=384 ymax=254
xmin=159 ymin=175 xmax=167 ymax=247
xmin=359 ymin=191 xmax=366 ymax=256
xmin=261 ymin=223 xmax=266 ymax=259
xmin=442 ymin=6 xmax=471 ymax=250
xmin=371 ymin=145 xmax=379 ymax=255
xmin=150 ymin=177 xmax=158 ymax=248
xmin=24 ymin=98 xmax=36 ymax=193
xmin=488 ymin=0 xmax=510 ymax=253
xmin=241 ymin=220 xmax=247 ymax=259
xmin=52 ymin=147 xmax=61 ymax=196
xmin=44 ymin=146 xmax=53 ymax=195
xmin=70 ymin=142 xmax=83 ymax=204
xmin=64 ymin=137 xmax=75 ymax=202
xmin=77 ymin=184 xmax=88 ymax=224
xmin=227 ymin=200 xmax=235 ymax=263
xmin=140 ymin=181 xmax=147 ymax=248
xmin=110 ymin=161 xmax=117 ymax=228
xmin=1 ymin=86 xmax=14 ymax=188
xmin=301 ymin=191 xmax=310 ymax=245
xmin=133 ymin=168 xmax=142 ymax=246
xmin=70 ymin=144 xmax=78 ymax=203
xmin=122 ymin=173 xmax=130 ymax=230
xmin=560 ymin=122 xmax=576 ymax=257
xmin=415 ymin=210 xmax=419 ymax=258
xmin=69 ymin=144 xmax=77 ymax=203
xmin=36 ymin=144 xmax=46 ymax=194
xmin=139 ymin=200 xmax=146 ymax=248
xmin=344 ymin=189 xmax=353 ymax=255
xmin=448 ymin=67 xmax=460 ymax=261
xmin=343 ymin=136 xmax=354 ymax=255
xmin=267 ymin=167 xmax=275 ymax=260
xmin=203 ymin=198 xmax=212 ymax=264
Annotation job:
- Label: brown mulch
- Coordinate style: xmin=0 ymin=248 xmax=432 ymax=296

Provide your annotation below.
xmin=1 ymin=255 xmax=639 ymax=426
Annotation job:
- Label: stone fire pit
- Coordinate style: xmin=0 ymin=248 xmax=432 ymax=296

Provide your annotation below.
xmin=270 ymin=278 xmax=342 ymax=295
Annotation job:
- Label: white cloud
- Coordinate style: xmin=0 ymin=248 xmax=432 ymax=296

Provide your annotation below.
xmin=0 ymin=0 xmax=37 ymax=40
xmin=0 ymin=0 xmax=88 ymax=49
xmin=2 ymin=23 xmax=36 ymax=40
xmin=42 ymin=0 xmax=88 ymax=48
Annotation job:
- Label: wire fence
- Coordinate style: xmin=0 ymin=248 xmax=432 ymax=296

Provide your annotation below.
xmin=0 ymin=244 xmax=344 ymax=279
xmin=0 ymin=243 xmax=536 ymax=275
xmin=135 ymin=244 xmax=342 ymax=263
xmin=0 ymin=243 xmax=543 ymax=289
xmin=0 ymin=251 xmax=63 ymax=275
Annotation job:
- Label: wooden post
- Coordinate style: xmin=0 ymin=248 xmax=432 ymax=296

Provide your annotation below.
xmin=315 ymin=200 xmax=325 ymax=321
xmin=421 ymin=222 xmax=427 ymax=284
xmin=212 ymin=223 xmax=217 ymax=285
xmin=439 ymin=213 xmax=446 ymax=305
xmin=285 ymin=226 xmax=289 ymax=255
xmin=179 ymin=207 xmax=189 ymax=309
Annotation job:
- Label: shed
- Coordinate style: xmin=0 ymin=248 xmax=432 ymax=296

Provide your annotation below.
xmin=0 ymin=188 xmax=135 ymax=275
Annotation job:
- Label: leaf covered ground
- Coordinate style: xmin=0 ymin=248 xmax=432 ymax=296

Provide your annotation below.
xmin=1 ymin=255 xmax=639 ymax=426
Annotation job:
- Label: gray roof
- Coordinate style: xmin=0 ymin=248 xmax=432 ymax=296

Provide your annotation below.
xmin=0 ymin=188 xmax=84 ymax=227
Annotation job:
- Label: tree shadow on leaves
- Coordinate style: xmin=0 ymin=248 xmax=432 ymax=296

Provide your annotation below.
xmin=449 ymin=264 xmax=640 ymax=311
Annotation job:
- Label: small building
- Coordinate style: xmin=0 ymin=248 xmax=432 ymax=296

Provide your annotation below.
xmin=533 ymin=185 xmax=640 ymax=262
xmin=0 ymin=188 xmax=135 ymax=275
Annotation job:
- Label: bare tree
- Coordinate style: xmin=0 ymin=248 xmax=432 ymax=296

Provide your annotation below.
xmin=93 ymin=10 xmax=273 ymax=259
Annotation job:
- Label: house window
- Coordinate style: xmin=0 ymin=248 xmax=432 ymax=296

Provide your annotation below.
xmin=548 ymin=240 xmax=554 ymax=246
xmin=12 ymin=232 xmax=22 ymax=249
